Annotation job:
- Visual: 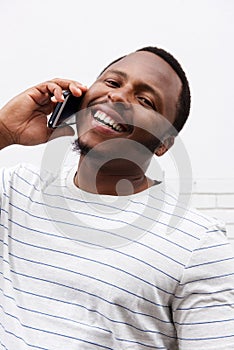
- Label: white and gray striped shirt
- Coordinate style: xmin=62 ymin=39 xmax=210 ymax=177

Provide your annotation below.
xmin=0 ymin=163 xmax=234 ymax=349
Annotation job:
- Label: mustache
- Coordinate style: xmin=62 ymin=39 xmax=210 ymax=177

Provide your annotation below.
xmin=88 ymin=100 xmax=132 ymax=115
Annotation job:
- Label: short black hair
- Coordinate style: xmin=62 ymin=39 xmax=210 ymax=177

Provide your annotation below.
xmin=100 ymin=46 xmax=191 ymax=135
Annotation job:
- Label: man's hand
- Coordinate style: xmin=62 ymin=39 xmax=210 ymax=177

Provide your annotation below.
xmin=0 ymin=78 xmax=87 ymax=149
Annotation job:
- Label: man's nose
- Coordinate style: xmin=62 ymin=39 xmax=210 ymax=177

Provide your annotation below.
xmin=107 ymin=88 xmax=132 ymax=104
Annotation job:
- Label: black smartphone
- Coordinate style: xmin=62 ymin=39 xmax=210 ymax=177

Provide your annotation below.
xmin=48 ymin=90 xmax=84 ymax=128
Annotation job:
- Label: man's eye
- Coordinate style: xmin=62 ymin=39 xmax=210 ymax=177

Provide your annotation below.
xmin=138 ymin=97 xmax=155 ymax=109
xmin=105 ymin=79 xmax=120 ymax=87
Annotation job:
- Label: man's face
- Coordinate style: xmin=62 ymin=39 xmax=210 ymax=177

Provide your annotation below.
xmin=76 ymin=51 xmax=182 ymax=158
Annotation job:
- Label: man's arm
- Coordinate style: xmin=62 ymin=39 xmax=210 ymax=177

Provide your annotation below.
xmin=0 ymin=78 xmax=87 ymax=149
xmin=172 ymin=228 xmax=234 ymax=349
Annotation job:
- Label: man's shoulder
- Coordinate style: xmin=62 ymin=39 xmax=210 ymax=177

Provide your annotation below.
xmin=0 ymin=162 xmax=59 ymax=192
xmin=151 ymin=184 xmax=227 ymax=245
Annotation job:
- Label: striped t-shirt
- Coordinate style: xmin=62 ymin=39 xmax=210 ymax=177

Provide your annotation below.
xmin=0 ymin=163 xmax=234 ymax=349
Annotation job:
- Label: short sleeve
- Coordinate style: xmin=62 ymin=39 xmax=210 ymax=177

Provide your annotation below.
xmin=0 ymin=167 xmax=8 ymax=207
xmin=0 ymin=166 xmax=15 ymax=204
xmin=172 ymin=226 xmax=234 ymax=349
xmin=0 ymin=165 xmax=27 ymax=209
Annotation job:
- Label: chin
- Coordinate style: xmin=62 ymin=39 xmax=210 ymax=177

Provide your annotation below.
xmin=73 ymin=138 xmax=92 ymax=156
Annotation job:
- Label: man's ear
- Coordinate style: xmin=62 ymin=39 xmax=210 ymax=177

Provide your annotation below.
xmin=155 ymin=136 xmax=175 ymax=157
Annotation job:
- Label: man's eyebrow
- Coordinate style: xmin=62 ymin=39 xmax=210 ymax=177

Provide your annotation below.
xmin=104 ymin=69 xmax=162 ymax=103
xmin=104 ymin=69 xmax=128 ymax=80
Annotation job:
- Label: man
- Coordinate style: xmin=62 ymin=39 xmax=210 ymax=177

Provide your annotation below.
xmin=0 ymin=47 xmax=233 ymax=349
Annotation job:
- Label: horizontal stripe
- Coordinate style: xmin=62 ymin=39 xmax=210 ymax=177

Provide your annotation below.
xmin=185 ymin=256 xmax=234 ymax=269
xmin=178 ymin=333 xmax=234 ymax=341
xmin=0 ymin=340 xmax=8 ymax=350
xmin=1 ymin=164 xmax=234 ymax=349
xmin=0 ymin=272 xmax=176 ymax=340
xmin=178 ymin=272 xmax=234 ymax=286
xmin=115 ymin=337 xmax=167 ymax=349
xmin=0 ymin=323 xmax=49 ymax=350
xmin=6 ymin=181 xmax=200 ymax=242
xmin=1 ymin=253 xmax=171 ymax=312
xmin=130 ymin=197 xmax=208 ymax=230
xmin=194 ymin=242 xmax=230 ymax=251
xmin=174 ymin=318 xmax=234 ymax=326
xmin=0 ymin=288 xmax=112 ymax=334
xmin=176 ymin=301 xmax=234 ymax=311
xmin=6 ymin=186 xmax=189 ymax=265
xmin=1 ymin=221 xmax=181 ymax=288
xmin=4 ymin=235 xmax=177 ymax=299
xmin=159 ymin=189 xmax=214 ymax=224
xmin=0 ymin=307 xmax=113 ymax=349
xmin=3 ymin=194 xmax=194 ymax=259
xmin=174 ymin=288 xmax=234 ymax=299
xmin=11 ymin=170 xmax=203 ymax=240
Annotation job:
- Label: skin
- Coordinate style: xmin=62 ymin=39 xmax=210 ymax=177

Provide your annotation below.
xmin=0 ymin=51 xmax=182 ymax=195
xmin=75 ymin=51 xmax=182 ymax=195
xmin=0 ymin=78 xmax=87 ymax=148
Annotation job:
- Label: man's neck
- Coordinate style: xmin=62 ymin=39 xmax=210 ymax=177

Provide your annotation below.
xmin=74 ymin=155 xmax=154 ymax=196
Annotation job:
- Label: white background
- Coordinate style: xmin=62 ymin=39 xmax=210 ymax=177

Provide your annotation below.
xmin=0 ymin=0 xmax=233 ymax=181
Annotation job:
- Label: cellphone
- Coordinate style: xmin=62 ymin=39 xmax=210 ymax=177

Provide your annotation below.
xmin=48 ymin=90 xmax=84 ymax=128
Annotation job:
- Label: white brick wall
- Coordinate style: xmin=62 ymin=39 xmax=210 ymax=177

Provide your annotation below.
xmin=191 ymin=179 xmax=234 ymax=252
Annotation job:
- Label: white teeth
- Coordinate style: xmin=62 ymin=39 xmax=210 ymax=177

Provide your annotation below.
xmin=114 ymin=124 xmax=122 ymax=131
xmin=93 ymin=110 xmax=124 ymax=132
xmin=108 ymin=119 xmax=115 ymax=126
xmin=103 ymin=116 xmax=112 ymax=124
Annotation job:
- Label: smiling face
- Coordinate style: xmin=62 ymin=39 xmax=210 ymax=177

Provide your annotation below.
xmin=76 ymin=51 xmax=182 ymax=158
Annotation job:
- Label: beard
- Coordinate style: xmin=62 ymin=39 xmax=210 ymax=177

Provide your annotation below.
xmin=73 ymin=138 xmax=92 ymax=156
xmin=73 ymin=133 xmax=159 ymax=159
